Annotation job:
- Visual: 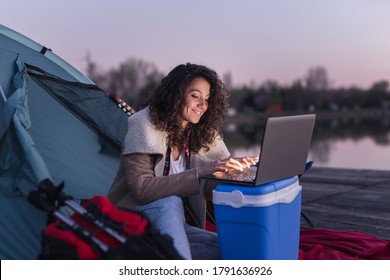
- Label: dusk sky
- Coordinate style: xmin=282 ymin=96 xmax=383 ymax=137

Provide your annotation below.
xmin=2 ymin=0 xmax=390 ymax=89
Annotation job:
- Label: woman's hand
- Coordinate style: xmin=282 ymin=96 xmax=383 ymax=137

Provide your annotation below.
xmin=197 ymin=156 xmax=259 ymax=177
xmin=234 ymin=156 xmax=259 ymax=169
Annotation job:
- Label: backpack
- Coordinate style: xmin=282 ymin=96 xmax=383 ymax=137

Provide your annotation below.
xmin=29 ymin=180 xmax=183 ymax=260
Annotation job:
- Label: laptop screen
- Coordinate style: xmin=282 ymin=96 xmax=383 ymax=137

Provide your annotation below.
xmin=254 ymin=114 xmax=316 ymax=185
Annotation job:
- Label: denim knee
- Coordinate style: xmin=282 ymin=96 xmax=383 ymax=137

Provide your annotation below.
xmin=137 ymin=196 xmax=185 ymax=222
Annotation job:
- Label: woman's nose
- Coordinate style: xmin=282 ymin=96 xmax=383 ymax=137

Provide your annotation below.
xmin=198 ymin=97 xmax=206 ymax=107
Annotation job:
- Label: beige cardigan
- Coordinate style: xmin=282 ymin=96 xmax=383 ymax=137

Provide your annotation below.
xmin=107 ymin=107 xmax=230 ymax=228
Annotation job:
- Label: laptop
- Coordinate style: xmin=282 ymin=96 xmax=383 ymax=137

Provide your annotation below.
xmin=202 ymin=114 xmax=316 ymax=186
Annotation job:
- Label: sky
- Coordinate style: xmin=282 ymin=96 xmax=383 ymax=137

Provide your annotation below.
xmin=2 ymin=0 xmax=390 ymax=89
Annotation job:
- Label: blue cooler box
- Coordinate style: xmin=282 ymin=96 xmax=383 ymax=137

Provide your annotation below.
xmin=212 ymin=176 xmax=301 ymax=260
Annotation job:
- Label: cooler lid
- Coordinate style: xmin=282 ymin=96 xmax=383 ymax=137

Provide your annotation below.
xmin=212 ymin=177 xmax=301 ymax=208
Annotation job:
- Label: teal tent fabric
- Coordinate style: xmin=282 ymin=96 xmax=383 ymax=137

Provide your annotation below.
xmin=0 ymin=24 xmax=129 ymax=259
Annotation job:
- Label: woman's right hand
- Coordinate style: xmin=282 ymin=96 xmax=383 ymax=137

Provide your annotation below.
xmin=197 ymin=157 xmax=257 ymax=177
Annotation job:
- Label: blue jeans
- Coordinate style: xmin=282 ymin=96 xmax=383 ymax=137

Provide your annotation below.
xmin=137 ymin=196 xmax=219 ymax=260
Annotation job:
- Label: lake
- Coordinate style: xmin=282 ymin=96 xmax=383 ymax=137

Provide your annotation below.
xmin=223 ymin=115 xmax=390 ymax=171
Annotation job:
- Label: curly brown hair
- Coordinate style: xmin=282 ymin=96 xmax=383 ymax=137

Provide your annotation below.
xmin=146 ymin=63 xmax=228 ymax=153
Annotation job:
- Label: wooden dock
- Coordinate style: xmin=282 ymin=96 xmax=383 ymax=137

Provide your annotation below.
xmin=299 ymin=167 xmax=390 ymax=241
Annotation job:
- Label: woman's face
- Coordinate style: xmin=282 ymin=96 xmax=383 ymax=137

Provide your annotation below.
xmin=181 ymin=77 xmax=210 ymax=128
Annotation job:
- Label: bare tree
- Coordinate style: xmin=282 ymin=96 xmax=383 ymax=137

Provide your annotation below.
xmin=305 ymin=66 xmax=330 ymax=91
xmin=86 ymin=57 xmax=164 ymax=109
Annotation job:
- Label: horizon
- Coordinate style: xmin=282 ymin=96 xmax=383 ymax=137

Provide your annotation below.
xmin=2 ymin=0 xmax=390 ymax=90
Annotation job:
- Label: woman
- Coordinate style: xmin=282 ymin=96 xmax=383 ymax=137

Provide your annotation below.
xmin=107 ymin=63 xmax=257 ymax=259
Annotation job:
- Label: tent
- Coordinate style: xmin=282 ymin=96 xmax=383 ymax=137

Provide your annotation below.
xmin=0 ymin=24 xmax=130 ymax=259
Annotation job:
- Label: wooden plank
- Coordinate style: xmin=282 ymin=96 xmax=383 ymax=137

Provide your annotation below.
xmin=303 ymin=167 xmax=390 ymax=179
xmin=301 ymin=167 xmax=390 ymax=185
xmin=303 ymin=185 xmax=390 ymax=211
xmin=301 ymin=203 xmax=390 ymax=221
xmin=300 ymin=183 xmax=361 ymax=203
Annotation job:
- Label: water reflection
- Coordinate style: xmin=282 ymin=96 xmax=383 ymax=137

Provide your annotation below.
xmin=222 ymin=116 xmax=390 ymax=170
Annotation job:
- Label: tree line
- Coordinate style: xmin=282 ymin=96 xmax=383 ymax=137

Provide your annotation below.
xmin=86 ymin=57 xmax=390 ymax=114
